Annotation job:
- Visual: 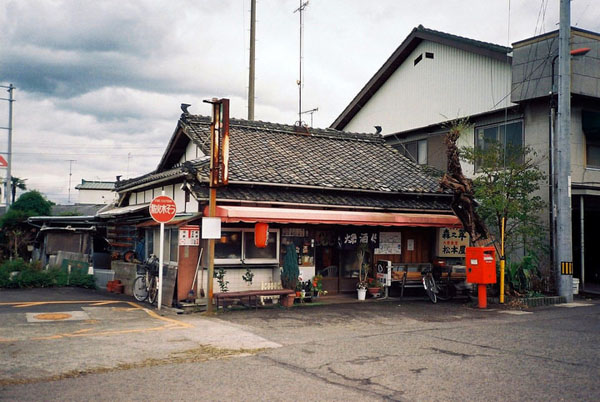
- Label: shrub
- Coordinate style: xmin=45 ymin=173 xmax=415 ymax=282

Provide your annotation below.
xmin=0 ymin=261 xmax=96 ymax=289
xmin=0 ymin=258 xmax=29 ymax=272
xmin=281 ymin=243 xmax=299 ymax=290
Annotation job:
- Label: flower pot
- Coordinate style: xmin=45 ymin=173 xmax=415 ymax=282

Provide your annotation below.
xmin=367 ymin=287 xmax=381 ymax=297
xmin=357 ymin=288 xmax=367 ymax=301
xmin=295 ymin=291 xmax=301 ymax=297
xmin=300 ymin=290 xmax=306 ymax=298
xmin=281 ymin=293 xmax=295 ymax=307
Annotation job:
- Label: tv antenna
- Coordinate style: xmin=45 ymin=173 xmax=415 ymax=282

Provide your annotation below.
xmin=67 ymin=159 xmax=76 ymax=204
xmin=293 ymin=1 xmax=309 ymax=125
xmin=301 ymin=107 xmax=318 ymax=127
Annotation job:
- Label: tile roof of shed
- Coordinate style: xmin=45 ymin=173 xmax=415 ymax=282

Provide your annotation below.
xmin=75 ymin=180 xmax=115 ymax=190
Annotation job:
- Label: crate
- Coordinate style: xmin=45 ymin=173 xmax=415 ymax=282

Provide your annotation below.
xmin=94 ymin=269 xmax=115 ymax=289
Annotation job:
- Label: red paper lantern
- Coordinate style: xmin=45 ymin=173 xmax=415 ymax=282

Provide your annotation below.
xmin=254 ymin=223 xmax=269 ymax=248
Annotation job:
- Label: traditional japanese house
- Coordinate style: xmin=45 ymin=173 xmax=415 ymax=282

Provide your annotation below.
xmin=109 ymin=105 xmax=461 ymax=303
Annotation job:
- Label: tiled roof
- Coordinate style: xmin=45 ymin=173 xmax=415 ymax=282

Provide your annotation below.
xmin=50 ymin=204 xmax=107 ymax=216
xmin=180 ymin=114 xmax=445 ymax=194
xmin=115 ymin=159 xmax=207 ymax=190
xmin=75 ymin=180 xmax=115 ymax=190
xmin=190 ymin=184 xmax=452 ymax=211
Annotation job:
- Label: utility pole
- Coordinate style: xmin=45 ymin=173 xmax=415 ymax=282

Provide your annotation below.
xmin=247 ymin=0 xmax=256 ymax=120
xmin=294 ymin=1 xmax=309 ymax=125
xmin=67 ymin=159 xmax=76 ymax=204
xmin=556 ymin=0 xmax=573 ymax=301
xmin=0 ymin=84 xmax=14 ymax=206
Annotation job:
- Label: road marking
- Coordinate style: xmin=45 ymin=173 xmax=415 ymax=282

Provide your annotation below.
xmin=35 ymin=313 xmax=72 ymax=320
xmin=1 ymin=300 xmax=193 ymax=341
xmin=0 ymin=300 xmax=127 ymax=308
xmin=26 ymin=311 xmax=90 ymax=323
xmin=555 ymin=302 xmax=595 ymax=308
xmin=499 ymin=310 xmax=533 ymax=315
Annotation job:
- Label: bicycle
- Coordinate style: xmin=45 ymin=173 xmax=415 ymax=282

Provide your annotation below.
xmin=421 ymin=265 xmax=456 ymax=303
xmin=133 ymin=255 xmax=159 ymax=304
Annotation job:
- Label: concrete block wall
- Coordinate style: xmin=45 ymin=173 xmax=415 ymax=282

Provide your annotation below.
xmin=209 ymin=267 xmax=279 ymax=293
xmin=111 ymin=261 xmax=140 ymax=296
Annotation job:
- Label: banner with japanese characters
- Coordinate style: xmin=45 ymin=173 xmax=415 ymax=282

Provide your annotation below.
xmin=437 ymin=227 xmax=469 ymax=257
xmin=338 ymin=230 xmax=379 ymax=250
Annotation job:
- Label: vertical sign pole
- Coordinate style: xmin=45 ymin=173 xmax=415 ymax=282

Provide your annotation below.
xmin=207 ymin=188 xmax=216 ymax=313
xmin=206 ymin=102 xmax=219 ymax=314
xmin=500 ymin=217 xmax=505 ymax=304
xmin=158 ymin=190 xmax=165 ymax=310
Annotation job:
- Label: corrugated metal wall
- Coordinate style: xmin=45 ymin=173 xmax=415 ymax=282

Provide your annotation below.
xmin=344 ymin=41 xmax=513 ymax=134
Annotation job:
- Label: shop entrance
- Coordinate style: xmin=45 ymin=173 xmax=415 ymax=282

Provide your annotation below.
xmin=573 ymin=194 xmax=600 ymax=291
xmin=315 ymin=230 xmax=339 ymax=294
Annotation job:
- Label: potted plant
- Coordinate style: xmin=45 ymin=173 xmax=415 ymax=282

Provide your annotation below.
xmin=242 ymin=267 xmax=254 ymax=286
xmin=356 ymin=244 xmax=369 ymax=300
xmin=296 ymin=280 xmax=304 ymax=297
xmin=367 ymin=277 xmax=383 ymax=297
xmin=281 ymin=243 xmax=299 ymax=307
xmin=311 ymin=274 xmax=325 ymax=297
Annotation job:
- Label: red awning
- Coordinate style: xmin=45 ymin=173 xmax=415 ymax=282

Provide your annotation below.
xmin=203 ymin=206 xmax=460 ymax=228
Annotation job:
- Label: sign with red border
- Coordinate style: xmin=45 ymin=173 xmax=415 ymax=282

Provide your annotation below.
xmin=149 ymin=195 xmax=176 ymax=223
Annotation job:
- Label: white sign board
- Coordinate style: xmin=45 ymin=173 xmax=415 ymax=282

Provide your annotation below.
xmin=376 ymin=260 xmax=392 ymax=287
xmin=201 ymin=217 xmax=222 ymax=239
xmin=179 ymin=225 xmax=200 ymax=246
xmin=375 ymin=232 xmax=402 ymax=255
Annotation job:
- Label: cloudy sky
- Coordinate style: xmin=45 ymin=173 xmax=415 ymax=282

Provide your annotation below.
xmin=1 ymin=0 xmax=599 ymax=204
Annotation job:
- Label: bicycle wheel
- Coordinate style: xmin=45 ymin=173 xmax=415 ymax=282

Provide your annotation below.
xmin=423 ymin=276 xmax=437 ymax=303
xmin=147 ymin=276 xmax=158 ymax=305
xmin=133 ymin=276 xmax=148 ymax=302
xmin=436 ymin=281 xmax=456 ymax=301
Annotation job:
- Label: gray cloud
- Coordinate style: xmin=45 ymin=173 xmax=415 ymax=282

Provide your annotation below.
xmin=1 ymin=0 xmax=599 ymax=204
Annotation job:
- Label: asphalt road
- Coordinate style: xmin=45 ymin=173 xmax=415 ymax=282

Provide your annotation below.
xmin=1 ymin=288 xmax=598 ymax=401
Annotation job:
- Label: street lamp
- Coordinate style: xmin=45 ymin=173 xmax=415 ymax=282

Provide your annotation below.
xmin=548 ymin=46 xmax=590 ymax=296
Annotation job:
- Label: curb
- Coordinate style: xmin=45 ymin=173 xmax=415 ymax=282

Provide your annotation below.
xmin=520 ymin=296 xmax=567 ymax=307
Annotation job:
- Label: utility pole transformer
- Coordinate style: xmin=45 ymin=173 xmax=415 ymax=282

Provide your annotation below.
xmin=556 ymin=0 xmax=573 ymax=301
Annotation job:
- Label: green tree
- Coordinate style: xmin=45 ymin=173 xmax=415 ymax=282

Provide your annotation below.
xmin=11 ymin=190 xmax=53 ymax=216
xmin=460 ymin=141 xmax=547 ymax=259
xmin=10 ymin=177 xmax=27 ymax=204
xmin=0 ymin=190 xmax=54 ymax=258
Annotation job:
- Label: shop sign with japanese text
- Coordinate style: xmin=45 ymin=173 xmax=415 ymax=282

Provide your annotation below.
xmin=178 ymin=225 xmax=200 ymax=246
xmin=437 ymin=227 xmax=469 ymax=257
xmin=338 ymin=230 xmax=379 ymax=249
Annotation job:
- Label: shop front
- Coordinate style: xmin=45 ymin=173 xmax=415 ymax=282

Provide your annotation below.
xmin=207 ymin=205 xmax=460 ymax=295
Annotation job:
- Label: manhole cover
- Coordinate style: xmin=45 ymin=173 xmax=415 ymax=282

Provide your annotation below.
xmin=35 ymin=313 xmax=72 ymax=321
xmin=26 ymin=311 xmax=90 ymax=323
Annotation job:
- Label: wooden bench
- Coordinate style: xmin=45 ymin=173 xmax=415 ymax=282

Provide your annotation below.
xmin=391 ymin=263 xmax=467 ymax=299
xmin=214 ymin=289 xmax=295 ymax=310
